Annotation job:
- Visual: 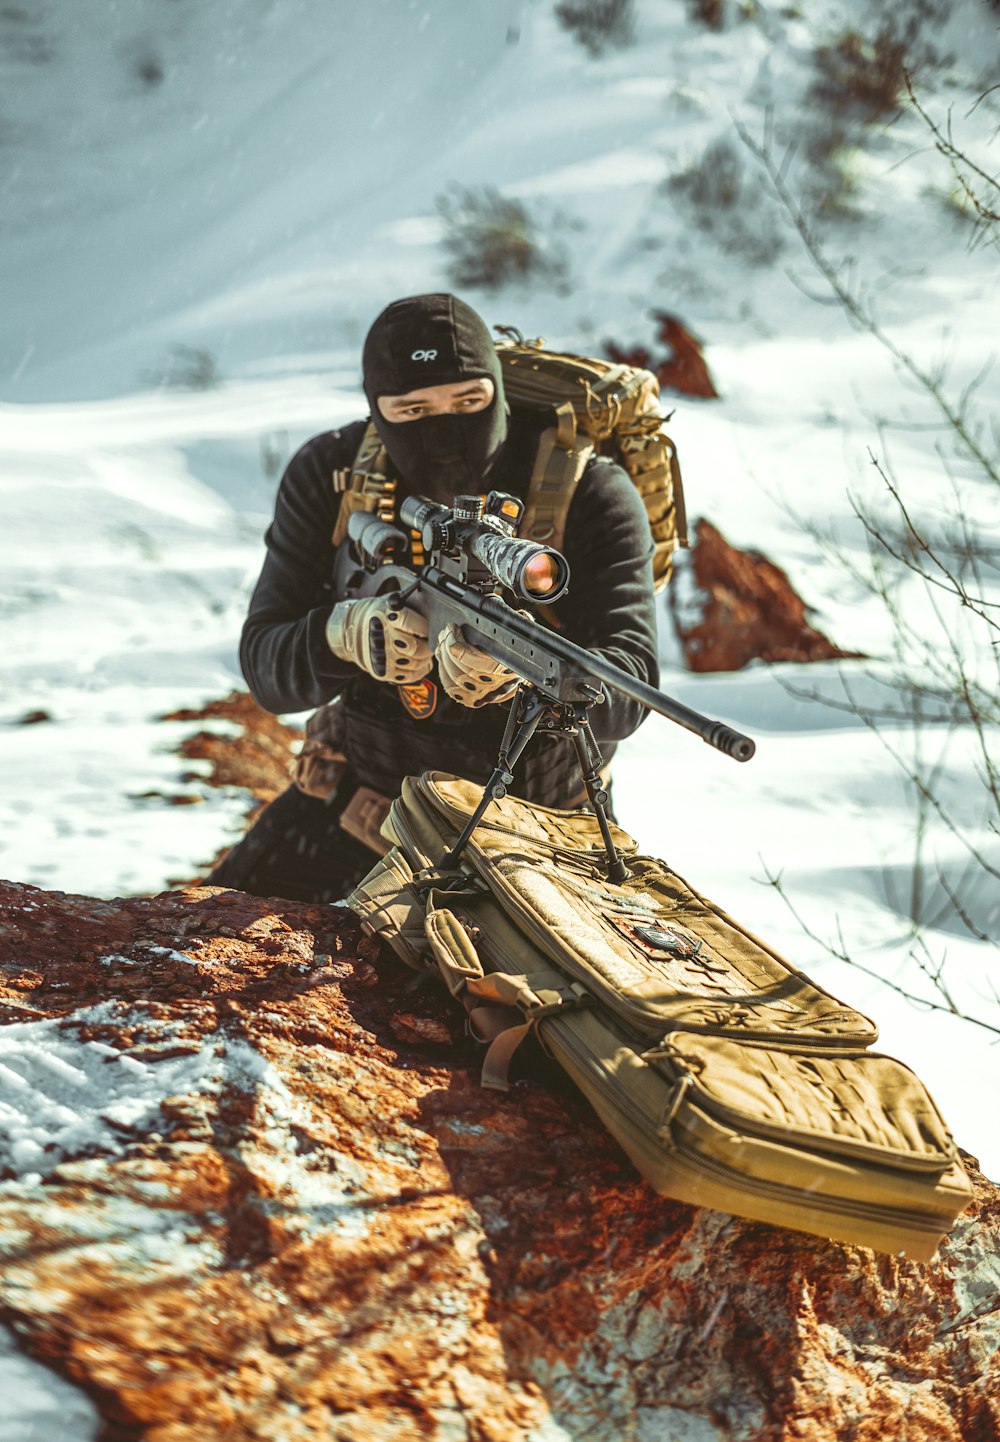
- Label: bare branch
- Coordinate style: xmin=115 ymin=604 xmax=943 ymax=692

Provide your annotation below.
xmin=758 ymin=862 xmax=1000 ymax=1038
xmin=906 ymin=75 xmax=1000 ymax=221
xmin=735 ymin=117 xmax=1000 ymax=486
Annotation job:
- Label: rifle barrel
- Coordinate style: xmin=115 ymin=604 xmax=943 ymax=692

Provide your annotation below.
xmin=343 ymin=535 xmax=757 ymax=764
xmin=465 ymin=585 xmax=756 ymax=763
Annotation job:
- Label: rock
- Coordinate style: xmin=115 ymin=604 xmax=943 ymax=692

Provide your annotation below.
xmin=390 ymin=1012 xmax=459 ymax=1046
xmin=163 ymin=690 xmax=300 ymax=809
xmin=1 ymin=877 xmax=995 ymax=1441
xmin=672 ymin=518 xmax=863 ymax=672
xmin=605 ymin=312 xmax=720 ymax=399
xmin=161 ymin=691 xmax=301 ymax=879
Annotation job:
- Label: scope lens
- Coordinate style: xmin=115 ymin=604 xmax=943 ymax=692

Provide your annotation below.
xmin=521 ymin=551 xmax=564 ymax=597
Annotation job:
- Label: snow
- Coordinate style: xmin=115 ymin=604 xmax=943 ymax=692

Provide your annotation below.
xmin=0 ymin=1324 xmax=100 ymax=1442
xmin=0 ymin=997 xmax=372 ymax=1235
xmin=0 ymin=0 xmax=998 ymax=1424
xmin=0 ymin=1001 xmax=223 ymax=1179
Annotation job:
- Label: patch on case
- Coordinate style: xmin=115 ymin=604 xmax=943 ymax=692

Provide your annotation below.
xmin=614 ymin=917 xmax=703 ymax=959
xmin=398 ymin=679 xmax=438 ymax=720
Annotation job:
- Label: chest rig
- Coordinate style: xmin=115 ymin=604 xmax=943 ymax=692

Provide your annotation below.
xmin=325 ymin=424 xmax=598 ymax=808
xmin=331 ymin=425 xmax=420 ymax=554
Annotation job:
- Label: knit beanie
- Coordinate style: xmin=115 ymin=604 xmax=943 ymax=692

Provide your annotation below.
xmin=361 ymin=293 xmax=508 ymax=498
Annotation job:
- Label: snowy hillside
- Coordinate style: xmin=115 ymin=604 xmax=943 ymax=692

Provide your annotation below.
xmin=2 ymin=0 xmax=998 ymax=1201
xmin=3 ymin=0 xmax=999 ymax=1428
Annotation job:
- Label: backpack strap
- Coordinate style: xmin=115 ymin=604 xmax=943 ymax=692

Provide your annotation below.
xmin=519 ymin=403 xmax=595 ymax=552
xmin=423 ymin=896 xmax=588 ymax=1091
xmin=331 ymin=421 xmax=396 ymax=547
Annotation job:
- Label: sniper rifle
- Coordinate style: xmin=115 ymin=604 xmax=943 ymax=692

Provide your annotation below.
xmin=333 ymin=489 xmax=755 ymax=882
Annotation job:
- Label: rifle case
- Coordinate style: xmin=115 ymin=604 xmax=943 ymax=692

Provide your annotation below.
xmin=349 ymin=773 xmax=972 ymax=1260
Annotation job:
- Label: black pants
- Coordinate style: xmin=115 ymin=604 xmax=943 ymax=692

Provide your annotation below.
xmin=207 ymin=777 xmax=378 ymax=905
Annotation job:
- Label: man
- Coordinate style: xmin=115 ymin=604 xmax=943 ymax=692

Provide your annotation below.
xmin=209 ymin=293 xmax=659 ymax=902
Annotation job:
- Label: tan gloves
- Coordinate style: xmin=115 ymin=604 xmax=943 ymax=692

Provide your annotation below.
xmin=435 ymin=623 xmax=519 ymax=709
xmin=326 ymin=596 xmax=432 ymax=685
xmin=327 ymin=600 xmax=520 ymax=709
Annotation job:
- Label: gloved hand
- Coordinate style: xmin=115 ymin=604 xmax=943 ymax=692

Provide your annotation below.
xmin=435 ymin=623 xmax=520 ymax=708
xmin=326 ymin=596 xmax=432 ymax=685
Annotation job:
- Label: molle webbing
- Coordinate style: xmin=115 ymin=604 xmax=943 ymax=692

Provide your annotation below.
xmin=497 ymin=339 xmax=690 ymax=592
xmin=331 ymin=423 xmax=397 ymax=547
xmin=519 ymin=417 xmax=594 ymax=547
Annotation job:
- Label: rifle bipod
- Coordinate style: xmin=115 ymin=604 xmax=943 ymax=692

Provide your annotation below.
xmin=441 ymin=684 xmax=630 ymax=884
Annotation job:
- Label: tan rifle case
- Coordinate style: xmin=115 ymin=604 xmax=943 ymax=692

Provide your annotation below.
xmin=349 ymin=773 xmax=972 ymax=1260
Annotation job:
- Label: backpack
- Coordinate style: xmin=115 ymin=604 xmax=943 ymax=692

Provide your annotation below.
xmin=349 ymin=772 xmax=973 ymax=1260
xmin=332 ymin=331 xmax=689 ymax=591
xmin=495 ymin=329 xmax=689 ymax=592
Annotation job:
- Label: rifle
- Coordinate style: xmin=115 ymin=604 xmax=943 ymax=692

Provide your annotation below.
xmin=333 ymin=489 xmax=755 ymax=882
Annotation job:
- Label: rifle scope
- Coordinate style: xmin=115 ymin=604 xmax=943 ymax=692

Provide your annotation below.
xmin=399 ymin=494 xmax=570 ymax=605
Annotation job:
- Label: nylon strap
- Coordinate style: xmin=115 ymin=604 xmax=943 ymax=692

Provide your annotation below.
xmin=481 ymin=1022 xmax=534 ymax=1091
xmin=423 ymin=897 xmax=588 ymax=1090
xmin=520 ymin=421 xmax=594 ymax=551
xmin=467 ymin=1003 xmax=525 ymax=1044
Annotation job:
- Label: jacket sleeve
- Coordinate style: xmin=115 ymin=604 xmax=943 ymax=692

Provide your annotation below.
xmin=557 ymin=458 xmax=660 ymax=743
xmin=239 ymin=426 xmax=364 ymax=714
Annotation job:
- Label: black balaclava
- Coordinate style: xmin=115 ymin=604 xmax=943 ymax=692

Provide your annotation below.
xmin=362 ymin=293 xmax=508 ymax=501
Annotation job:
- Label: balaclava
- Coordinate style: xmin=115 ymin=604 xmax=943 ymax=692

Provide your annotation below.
xmin=362 ymin=293 xmax=508 ymax=501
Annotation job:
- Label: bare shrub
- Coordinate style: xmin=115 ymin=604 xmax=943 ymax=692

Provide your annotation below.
xmin=0 ymin=5 xmax=55 ymax=64
xmin=809 ymin=1 xmax=948 ymax=126
xmin=810 ymin=28 xmax=910 ymax=122
xmin=688 ymin=0 xmax=727 ymax=30
xmin=134 ymin=53 xmax=166 ymax=88
xmin=436 ymin=185 xmax=570 ymax=293
xmin=670 ymin=136 xmax=743 ymax=210
xmin=554 ymin=0 xmax=635 ymax=57
xmin=666 ymin=135 xmax=784 ymax=265
xmin=800 ymin=5 xmax=951 ymax=218
xmin=908 ymin=80 xmax=1000 ymax=254
xmin=145 ymin=345 xmax=221 ymax=391
xmin=738 ymin=97 xmax=1000 ymax=1035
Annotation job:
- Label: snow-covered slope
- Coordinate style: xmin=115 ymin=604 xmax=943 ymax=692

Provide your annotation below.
xmin=2 ymin=0 xmax=997 ymax=1193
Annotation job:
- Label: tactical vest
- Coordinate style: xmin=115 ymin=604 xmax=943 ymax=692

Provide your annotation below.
xmin=321 ymin=337 xmax=680 ymax=806
xmin=339 ymin=673 xmax=597 ymax=810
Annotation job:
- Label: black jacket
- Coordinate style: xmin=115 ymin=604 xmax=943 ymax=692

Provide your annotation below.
xmin=240 ymin=412 xmax=660 ymax=801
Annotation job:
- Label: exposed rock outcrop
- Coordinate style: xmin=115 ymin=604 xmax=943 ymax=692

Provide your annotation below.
xmin=605 ymin=312 xmax=720 ymax=399
xmin=164 ymin=692 xmax=299 ymax=811
xmin=1 ymin=879 xmax=997 ymax=1441
xmin=672 ymin=519 xmax=862 ymax=672
xmin=163 ymin=692 xmax=300 ymax=877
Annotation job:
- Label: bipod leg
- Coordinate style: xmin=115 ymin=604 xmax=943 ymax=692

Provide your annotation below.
xmin=442 ymin=688 xmax=549 ymax=869
xmin=571 ymin=714 xmax=629 ymax=885
xmin=495 ymin=680 xmax=528 ymax=762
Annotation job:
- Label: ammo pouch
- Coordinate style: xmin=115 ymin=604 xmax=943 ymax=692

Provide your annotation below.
xmin=349 ymin=771 xmax=972 ymax=1261
xmin=293 ymin=699 xmax=348 ymax=801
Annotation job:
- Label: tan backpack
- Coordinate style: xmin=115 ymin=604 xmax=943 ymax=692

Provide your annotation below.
xmin=332 ymin=331 xmax=689 ymax=591
xmin=495 ymin=329 xmax=689 ymax=591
